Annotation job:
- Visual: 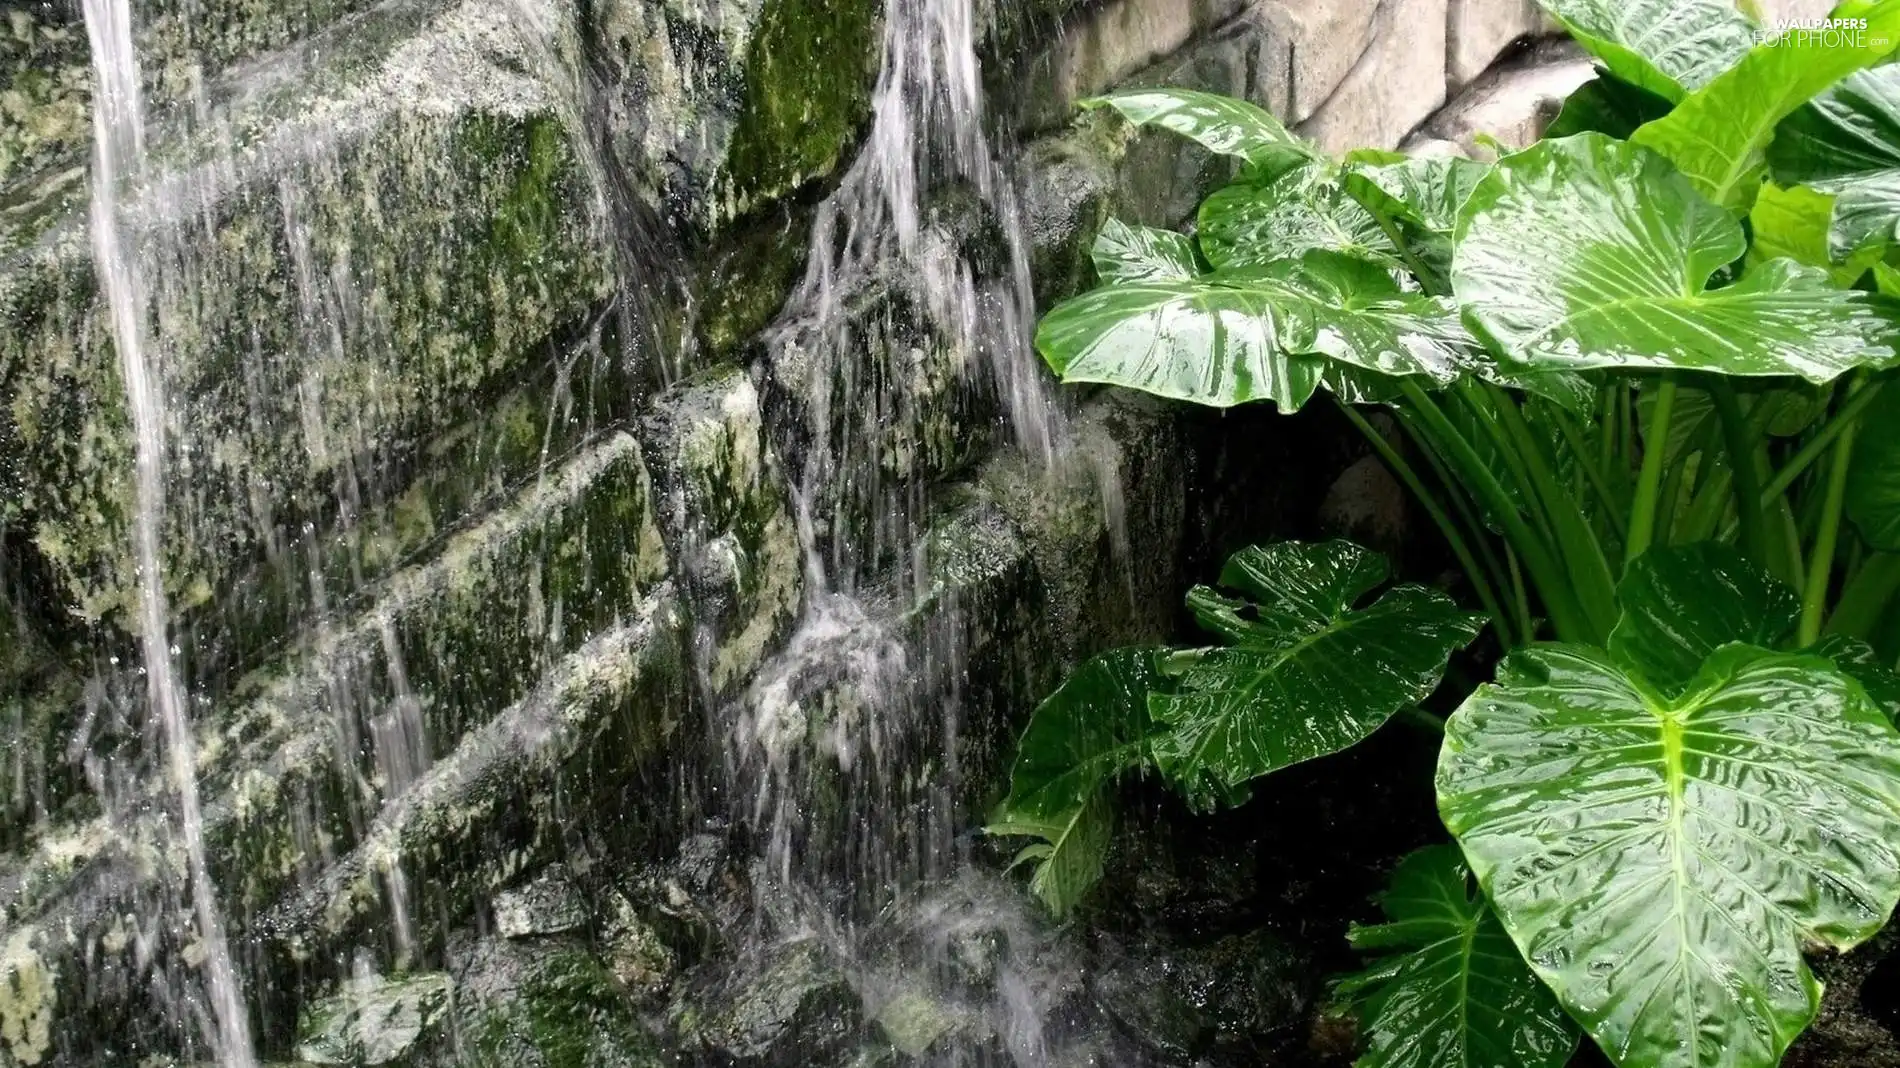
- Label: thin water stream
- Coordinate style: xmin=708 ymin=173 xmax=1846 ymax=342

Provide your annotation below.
xmin=80 ymin=0 xmax=257 ymax=1063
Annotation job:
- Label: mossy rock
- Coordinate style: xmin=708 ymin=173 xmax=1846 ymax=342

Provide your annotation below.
xmin=448 ymin=936 xmax=665 ymax=1068
xmin=0 ymin=0 xmax=616 ymax=635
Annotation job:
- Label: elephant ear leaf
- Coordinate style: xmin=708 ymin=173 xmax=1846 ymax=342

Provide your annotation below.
xmin=1337 ymin=845 xmax=1576 ymax=1068
xmin=1453 ymin=133 xmax=1900 ymax=380
xmin=1535 ymin=0 xmax=1756 ymax=102
xmin=1772 ymin=64 xmax=1900 ymax=262
xmin=1439 ymin=643 xmax=1900 ymax=1068
xmin=1544 ymin=72 xmax=1674 ymax=139
xmin=1083 ymin=88 xmax=1318 ymax=169
xmin=986 ymin=649 xmax=1168 ymax=917
xmin=1090 ymin=218 xmax=1201 ymax=283
xmin=1609 ymin=541 xmax=1800 ymax=694
xmin=1036 ymin=249 xmax=1474 ymax=411
xmin=1150 ymin=541 xmax=1483 ymax=809
xmin=1632 ymin=9 xmax=1900 ymax=213
xmin=1198 ymin=163 xmax=1401 ymax=271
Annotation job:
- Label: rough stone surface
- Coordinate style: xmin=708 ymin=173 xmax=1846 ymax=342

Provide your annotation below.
xmin=643 ymin=369 xmax=803 ymax=698
xmin=3 ymin=0 xmax=618 ymax=635
xmin=1007 ymin=0 xmax=1251 ymax=133
xmin=1298 ymin=0 xmax=1450 ymax=153
xmin=1411 ymin=44 xmax=1593 ymax=156
xmin=1256 ymin=0 xmax=1381 ymax=123
xmin=1447 ymin=0 xmax=1542 ymax=88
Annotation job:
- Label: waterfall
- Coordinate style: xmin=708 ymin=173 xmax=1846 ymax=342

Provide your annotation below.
xmin=79 ymin=2 xmax=257 ymax=1064
xmin=724 ymin=0 xmax=1072 ymax=1060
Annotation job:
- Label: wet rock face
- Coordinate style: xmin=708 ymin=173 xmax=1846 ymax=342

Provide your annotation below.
xmin=0 ymin=0 xmax=1675 ymax=1064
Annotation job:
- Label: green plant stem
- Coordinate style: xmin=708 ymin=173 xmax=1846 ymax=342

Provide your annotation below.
xmin=1372 ymin=212 xmax=1445 ymax=295
xmin=1800 ymin=384 xmax=1863 ymax=646
xmin=1760 ymin=382 xmax=1883 ymax=507
xmin=1831 ymin=553 xmax=1900 ymax=638
xmin=1394 ymin=408 xmax=1529 ymax=642
xmin=1400 ymin=380 xmax=1592 ymax=642
xmin=1709 ymin=379 xmax=1768 ymax=564
xmin=1550 ymin=407 xmax=1629 ymax=540
xmin=1339 ymin=402 xmax=1515 ymax=646
xmin=1627 ymin=376 xmax=1678 ymax=568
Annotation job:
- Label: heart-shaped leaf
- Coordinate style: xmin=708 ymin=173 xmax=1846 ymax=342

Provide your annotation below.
xmin=1337 ymin=845 xmax=1576 ymax=1068
xmin=1037 ymin=250 xmax=1476 ymax=410
xmin=986 ymin=649 xmax=1168 ymax=917
xmin=1439 ymin=643 xmax=1900 ymax=1068
xmin=1090 ymin=218 xmax=1201 ymax=284
xmin=1771 ymin=64 xmax=1900 ymax=259
xmin=1084 ymin=89 xmax=1318 ymax=168
xmin=1343 ymin=156 xmax=1493 ymax=236
xmin=1609 ymin=542 xmax=1800 ymax=694
xmin=1535 ymin=0 xmax=1756 ymax=102
xmin=1847 ymin=383 xmax=1900 ymax=550
xmin=1151 ymin=541 xmax=1483 ymax=806
xmin=1198 ymin=165 xmax=1399 ymax=271
xmin=1632 ymin=15 xmax=1900 ymax=212
xmin=1453 ymin=133 xmax=1900 ymax=381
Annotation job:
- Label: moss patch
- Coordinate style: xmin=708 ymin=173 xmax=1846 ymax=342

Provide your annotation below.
xmin=719 ymin=0 xmax=880 ymax=217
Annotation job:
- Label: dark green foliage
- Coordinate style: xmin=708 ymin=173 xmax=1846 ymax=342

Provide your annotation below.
xmin=1007 ymin=10 xmax=1900 ymax=1066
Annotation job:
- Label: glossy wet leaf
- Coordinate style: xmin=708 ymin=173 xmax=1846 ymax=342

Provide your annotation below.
xmin=1534 ymin=0 xmax=1756 ymax=102
xmin=1847 ymin=384 xmax=1900 ymax=550
xmin=1632 ymin=17 xmax=1900 ymax=212
xmin=1438 ymin=643 xmax=1900 ymax=1068
xmin=1150 ymin=541 xmax=1483 ymax=806
xmin=1036 ymin=251 xmax=1475 ymax=410
xmin=1452 ymin=133 xmax=1900 ymax=381
xmin=1811 ymin=634 xmax=1900 ymax=724
xmin=1198 ymin=165 xmax=1399 ymax=271
xmin=1771 ymin=65 xmax=1900 ymax=259
xmin=1090 ymin=218 xmax=1201 ymax=284
xmin=1343 ymin=156 xmax=1492 ymax=235
xmin=1083 ymin=89 xmax=1318 ymax=168
xmin=1337 ymin=845 xmax=1576 ymax=1068
xmin=1034 ymin=274 xmax=1326 ymax=411
xmin=1747 ymin=183 xmax=1882 ymax=286
xmin=1608 ymin=542 xmax=1800 ymax=694
xmin=1544 ymin=73 xmax=1675 ymax=139
xmin=986 ymin=649 xmax=1168 ymax=917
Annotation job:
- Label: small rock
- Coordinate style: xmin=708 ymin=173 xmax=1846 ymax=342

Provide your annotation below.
xmin=492 ymin=864 xmax=587 ymax=939
xmin=602 ymin=891 xmax=679 ymax=1000
xmin=294 ymin=972 xmax=451 ymax=1066
xmin=688 ymin=941 xmax=863 ymax=1065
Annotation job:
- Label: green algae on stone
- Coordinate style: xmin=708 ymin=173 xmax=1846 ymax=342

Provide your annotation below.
xmin=0 ymin=928 xmax=54 ymax=1068
xmin=694 ymin=205 xmax=815 ymax=360
xmin=718 ymin=0 xmax=881 ymax=221
xmin=295 ymin=972 xmax=451 ymax=1066
xmin=0 ymin=0 xmax=615 ymax=632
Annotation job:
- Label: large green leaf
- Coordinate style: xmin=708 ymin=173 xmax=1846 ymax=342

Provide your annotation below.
xmin=985 ymin=649 xmax=1167 ymax=917
xmin=1631 ymin=15 xmax=1900 ymax=212
xmin=1034 ymin=274 xmax=1326 ymax=411
xmin=1036 ymin=251 xmax=1475 ymax=410
xmin=1847 ymin=383 xmax=1900 ymax=550
xmin=1342 ymin=155 xmax=1493 ymax=281
xmin=1747 ymin=182 xmax=1882 ymax=286
xmin=1544 ymin=73 xmax=1676 ymax=139
xmin=1083 ymin=89 xmax=1318 ymax=168
xmin=1452 ymin=133 xmax=1900 ymax=381
xmin=1337 ymin=845 xmax=1576 ymax=1068
xmin=1813 ymin=633 xmax=1900 ymax=723
xmin=1608 ymin=542 xmax=1800 ymax=694
xmin=1438 ymin=643 xmax=1900 ymax=1068
xmin=1090 ymin=218 xmax=1201 ymax=284
xmin=1197 ymin=165 xmax=1399 ymax=271
xmin=1535 ymin=0 xmax=1756 ymax=102
xmin=1150 ymin=541 xmax=1483 ymax=806
xmin=1771 ymin=65 xmax=1900 ymax=259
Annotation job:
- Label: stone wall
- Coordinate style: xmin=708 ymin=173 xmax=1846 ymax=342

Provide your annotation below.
xmin=1 ymin=0 xmax=1627 ymax=1063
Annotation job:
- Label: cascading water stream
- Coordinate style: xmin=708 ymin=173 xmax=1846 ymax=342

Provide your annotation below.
xmin=723 ymin=0 xmax=1080 ymax=1061
xmin=80 ymin=2 xmax=257 ymax=1064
